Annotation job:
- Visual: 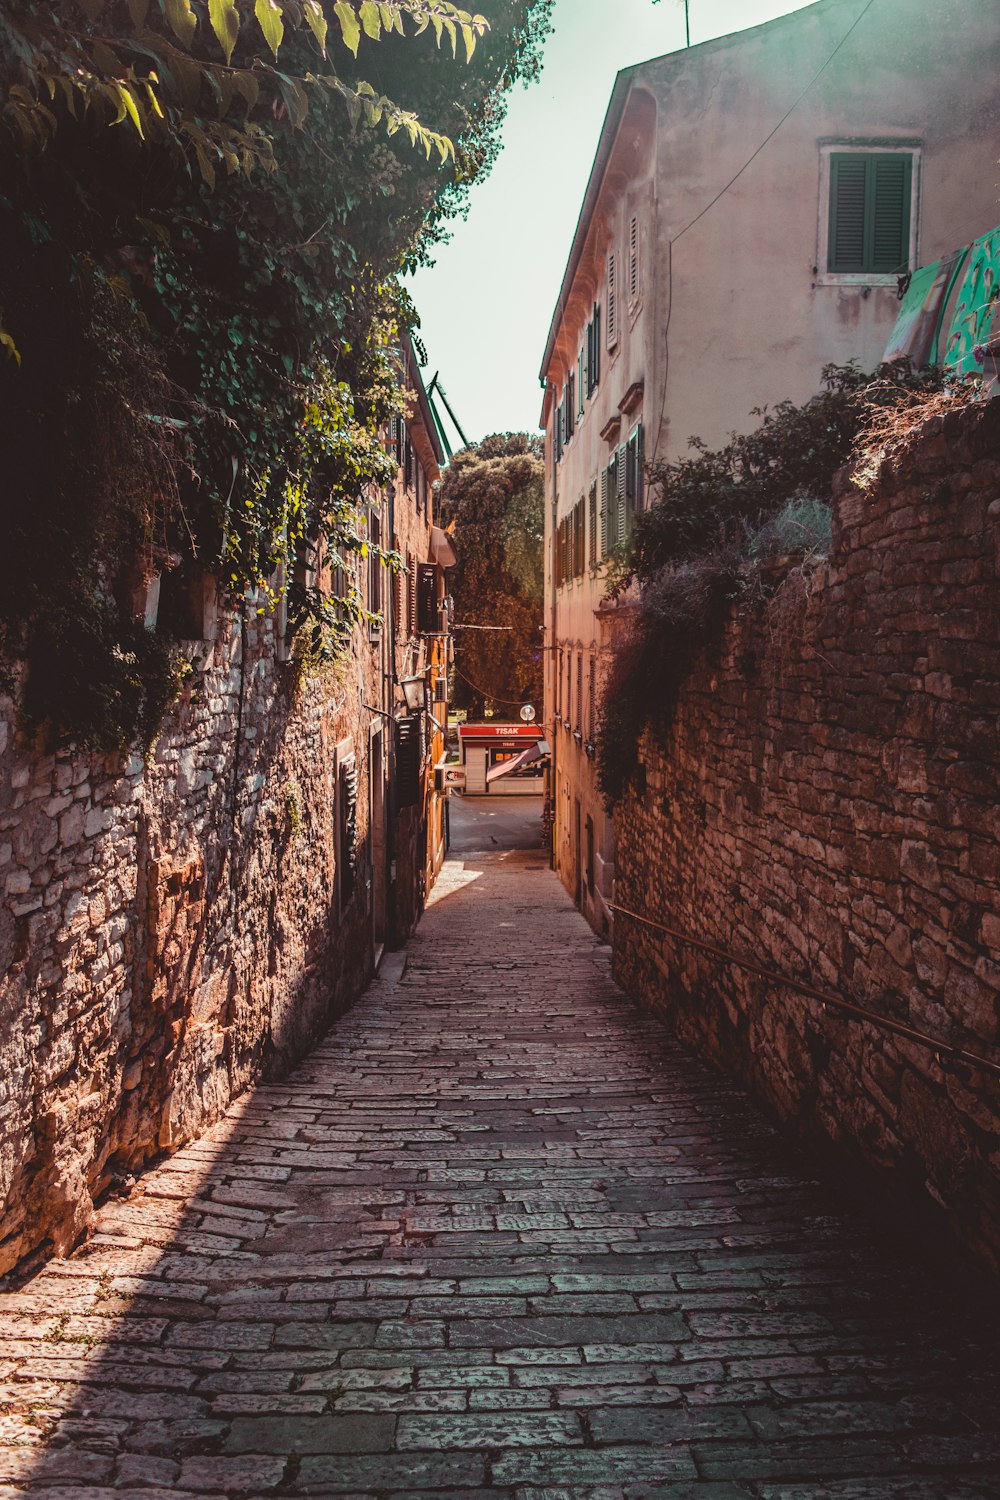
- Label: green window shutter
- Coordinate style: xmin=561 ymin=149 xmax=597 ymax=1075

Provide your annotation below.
xmin=588 ymin=481 xmax=597 ymax=568
xmin=600 ymin=466 xmax=610 ymax=555
xmin=871 ymin=154 xmax=911 ymax=273
xmin=828 ymin=154 xmax=868 ymax=272
xmin=829 ymin=153 xmax=911 ymax=274
xmin=616 ymin=447 xmax=627 ymax=543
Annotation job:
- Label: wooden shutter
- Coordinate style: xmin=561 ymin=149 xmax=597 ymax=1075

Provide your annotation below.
xmin=592 ymin=303 xmax=601 ymax=388
xmin=575 ymin=654 xmax=582 ymax=731
xmin=616 ymin=447 xmax=626 ymax=545
xmin=588 ymin=653 xmax=596 ymax=741
xmin=600 ymin=466 xmax=610 ymax=556
xmin=588 ymin=482 xmax=597 ymax=568
xmin=828 ymin=154 xmax=867 ymax=271
xmin=828 ymin=153 xmax=911 ymax=274
xmin=577 ymin=348 xmax=585 ymax=418
xmin=407 ymin=552 xmax=417 ymax=637
xmin=395 ymin=716 xmax=422 ymax=809
xmin=417 ymin=562 xmax=439 ymax=634
xmin=871 ymin=155 xmax=911 ymax=273
xmin=338 ymin=755 xmax=359 ymax=909
xmin=607 ymin=251 xmax=618 ymax=349
xmin=628 ymin=215 xmax=639 ymax=307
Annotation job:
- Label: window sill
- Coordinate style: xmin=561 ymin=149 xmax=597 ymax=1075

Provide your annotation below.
xmin=812 ymin=272 xmax=900 ymax=288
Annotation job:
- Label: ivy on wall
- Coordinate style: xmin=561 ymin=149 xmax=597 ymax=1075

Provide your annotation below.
xmin=0 ymin=0 xmax=552 ymax=748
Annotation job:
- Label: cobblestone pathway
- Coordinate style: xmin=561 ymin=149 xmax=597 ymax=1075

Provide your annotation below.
xmin=2 ymin=841 xmax=1000 ymax=1499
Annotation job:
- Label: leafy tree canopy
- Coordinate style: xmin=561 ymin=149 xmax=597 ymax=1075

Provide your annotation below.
xmin=0 ymin=0 xmax=552 ymax=748
xmin=436 ymin=432 xmax=543 ymax=718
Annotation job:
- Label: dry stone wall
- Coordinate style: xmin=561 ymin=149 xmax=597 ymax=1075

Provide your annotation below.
xmin=0 ymin=604 xmax=376 ymax=1275
xmin=613 ymin=399 xmax=1000 ymax=1272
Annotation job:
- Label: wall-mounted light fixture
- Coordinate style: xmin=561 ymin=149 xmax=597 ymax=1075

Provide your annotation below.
xmin=400 ymin=674 xmax=426 ymax=714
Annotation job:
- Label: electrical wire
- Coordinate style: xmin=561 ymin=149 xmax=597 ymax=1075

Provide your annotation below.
xmin=652 ymin=0 xmax=878 ymax=461
xmin=452 ymin=660 xmax=534 ymax=709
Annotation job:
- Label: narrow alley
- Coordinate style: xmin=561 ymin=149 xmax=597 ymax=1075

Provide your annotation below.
xmin=1 ymin=811 xmax=999 ymax=1499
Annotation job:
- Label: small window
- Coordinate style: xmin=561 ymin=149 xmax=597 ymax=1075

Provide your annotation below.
xmin=827 ymin=151 xmax=913 ymax=275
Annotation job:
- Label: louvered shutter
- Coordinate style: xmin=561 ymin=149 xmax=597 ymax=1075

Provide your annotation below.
xmin=871 ymin=154 xmax=911 ymax=273
xmin=616 ymin=448 xmax=626 ymax=545
xmin=600 ymin=466 xmax=610 ymax=556
xmin=828 ymin=153 xmax=911 ymax=274
xmin=407 ymin=553 xmax=418 ymax=637
xmin=592 ymin=303 xmax=601 ymax=388
xmin=577 ymin=349 xmax=585 ymax=418
xmin=588 ymin=482 xmax=597 ymax=568
xmin=607 ymin=252 xmax=618 ymax=349
xmin=628 ymin=215 xmax=639 ymax=307
xmin=828 ymin=154 xmax=868 ymax=272
xmin=395 ymin=716 xmax=422 ymax=809
xmin=417 ymin=563 xmax=439 ymax=634
xmin=636 ymin=423 xmax=644 ymax=509
xmin=338 ymin=756 xmax=359 ymax=908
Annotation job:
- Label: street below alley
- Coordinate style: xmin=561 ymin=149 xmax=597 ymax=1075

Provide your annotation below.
xmin=1 ymin=815 xmax=999 ymax=1498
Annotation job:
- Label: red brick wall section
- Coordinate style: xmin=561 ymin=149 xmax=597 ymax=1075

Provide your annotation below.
xmin=0 ymin=605 xmax=378 ymax=1276
xmin=613 ymin=400 xmax=1000 ymax=1272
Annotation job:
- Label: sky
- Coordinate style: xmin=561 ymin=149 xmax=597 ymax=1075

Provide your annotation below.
xmin=408 ymin=0 xmax=818 ymax=445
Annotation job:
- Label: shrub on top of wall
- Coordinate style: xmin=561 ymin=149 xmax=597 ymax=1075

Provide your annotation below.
xmin=596 ymin=361 xmax=964 ymax=809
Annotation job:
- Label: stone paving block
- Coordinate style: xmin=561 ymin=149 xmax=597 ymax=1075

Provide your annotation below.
xmin=492 ymin=1445 xmax=700 ymax=1487
xmin=297 ymin=1453 xmax=487 ymax=1491
xmin=396 ymin=1411 xmax=583 ymax=1449
xmin=178 ymin=1454 xmax=287 ymax=1490
xmin=225 ymin=1413 xmax=394 ymax=1454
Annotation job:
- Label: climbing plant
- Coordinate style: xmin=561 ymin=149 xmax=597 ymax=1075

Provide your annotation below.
xmin=0 ymin=0 xmax=553 ymax=748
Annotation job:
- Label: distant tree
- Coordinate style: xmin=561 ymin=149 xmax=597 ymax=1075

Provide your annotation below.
xmin=436 ymin=433 xmax=543 ymax=717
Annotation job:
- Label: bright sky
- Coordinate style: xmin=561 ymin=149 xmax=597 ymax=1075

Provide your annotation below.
xmin=409 ymin=0 xmax=817 ymax=445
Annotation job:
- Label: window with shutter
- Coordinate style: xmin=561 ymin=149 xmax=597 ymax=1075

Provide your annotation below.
xmin=566 ymin=374 xmax=575 ymax=440
xmin=593 ymin=303 xmax=601 ymax=386
xmin=627 ymin=215 xmax=639 ymax=308
xmin=828 ymin=151 xmax=912 ymax=275
xmin=577 ymin=349 xmax=585 ymax=419
xmin=575 ymin=654 xmax=582 ymax=732
xmin=588 ymin=482 xmax=597 ymax=569
xmin=588 ymin=654 xmax=596 ymax=741
xmin=407 ymin=553 xmax=417 ymax=637
xmin=607 ymin=251 xmax=618 ymax=349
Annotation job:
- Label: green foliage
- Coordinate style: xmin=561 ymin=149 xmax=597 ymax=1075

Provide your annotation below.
xmin=618 ymin=360 xmax=943 ymax=594
xmin=0 ymin=0 xmax=551 ymax=749
xmin=597 ymin=361 xmax=949 ymax=809
xmin=436 ymin=432 xmax=544 ymax=715
xmin=1 ymin=1 xmax=493 ymax=177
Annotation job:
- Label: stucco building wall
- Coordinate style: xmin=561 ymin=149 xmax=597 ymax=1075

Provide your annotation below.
xmin=541 ymin=0 xmax=1000 ymax=935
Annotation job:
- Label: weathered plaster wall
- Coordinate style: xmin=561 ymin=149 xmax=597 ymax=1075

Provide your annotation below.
xmin=613 ymin=401 xmax=1000 ymax=1271
xmin=0 ymin=605 xmax=376 ymax=1275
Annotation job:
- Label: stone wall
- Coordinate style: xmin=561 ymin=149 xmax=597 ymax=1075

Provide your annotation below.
xmin=613 ymin=399 xmax=1000 ymax=1272
xmin=0 ymin=603 xmax=379 ymax=1275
